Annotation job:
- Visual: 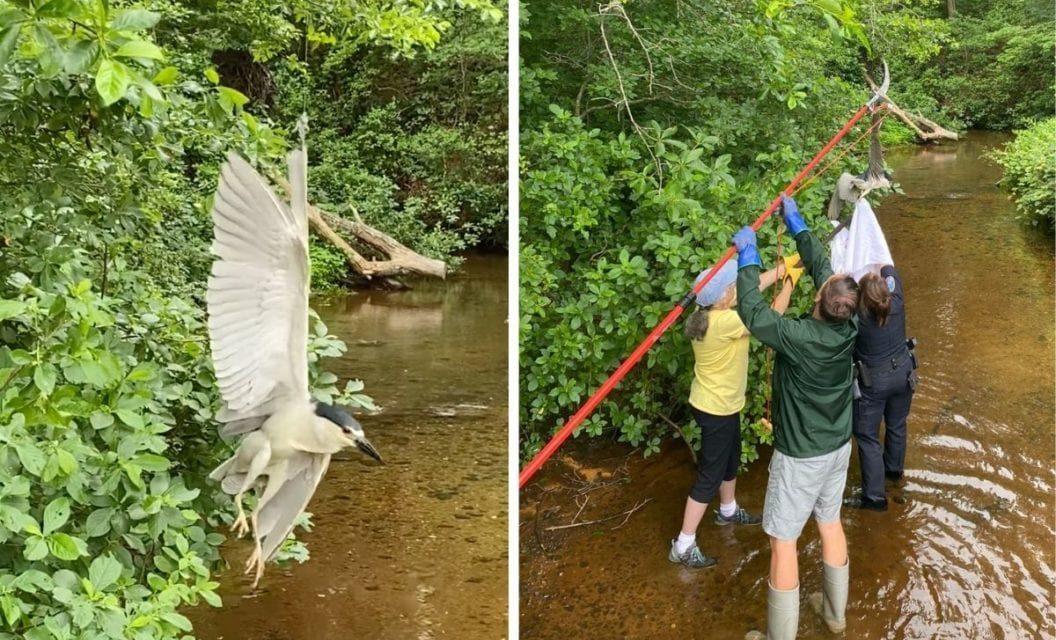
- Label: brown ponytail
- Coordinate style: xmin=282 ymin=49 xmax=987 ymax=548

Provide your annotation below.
xmin=684 ymin=307 xmax=711 ymax=340
xmin=858 ymin=272 xmax=891 ymax=327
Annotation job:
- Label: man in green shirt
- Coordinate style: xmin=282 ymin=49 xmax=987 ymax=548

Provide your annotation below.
xmin=733 ymin=195 xmax=860 ymax=640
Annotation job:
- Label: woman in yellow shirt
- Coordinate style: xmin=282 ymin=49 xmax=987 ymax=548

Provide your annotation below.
xmin=669 ymin=259 xmax=798 ymax=568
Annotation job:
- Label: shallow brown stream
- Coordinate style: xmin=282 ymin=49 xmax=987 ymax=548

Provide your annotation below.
xmin=520 ymin=132 xmax=1055 ymax=639
xmin=190 ymin=256 xmax=508 ymax=639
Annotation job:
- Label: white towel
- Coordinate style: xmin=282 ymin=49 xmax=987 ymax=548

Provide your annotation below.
xmin=829 ymin=198 xmax=893 ymax=282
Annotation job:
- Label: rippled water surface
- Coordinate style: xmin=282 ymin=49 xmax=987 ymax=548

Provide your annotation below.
xmin=520 ymin=132 xmax=1054 ymax=639
xmin=190 ymin=257 xmax=508 ymax=639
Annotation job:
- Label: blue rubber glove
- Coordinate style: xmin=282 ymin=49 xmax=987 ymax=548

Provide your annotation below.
xmin=781 ymin=194 xmax=808 ymax=237
xmin=732 ymin=226 xmax=761 ymax=270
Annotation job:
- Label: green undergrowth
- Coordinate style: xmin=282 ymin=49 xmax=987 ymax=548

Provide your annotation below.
xmin=990 ymin=118 xmax=1056 ymax=233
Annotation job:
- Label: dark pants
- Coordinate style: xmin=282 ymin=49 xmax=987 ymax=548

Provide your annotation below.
xmin=852 ymin=356 xmax=915 ymax=504
xmin=688 ymin=408 xmax=741 ymax=504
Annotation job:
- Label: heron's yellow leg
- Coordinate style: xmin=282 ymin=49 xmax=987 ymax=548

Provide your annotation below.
xmin=231 ymin=496 xmax=249 ymax=537
xmin=245 ymin=541 xmax=264 ymax=590
xmin=231 ymin=445 xmax=271 ymax=539
xmin=245 ymin=542 xmax=261 ymax=572
xmin=252 ymin=548 xmax=266 ymax=587
xmin=244 ymin=460 xmax=288 ymax=589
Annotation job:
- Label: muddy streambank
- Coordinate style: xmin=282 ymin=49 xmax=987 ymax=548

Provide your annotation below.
xmin=520 ymin=132 xmax=1055 ymax=639
xmin=190 ymin=256 xmax=509 ymax=639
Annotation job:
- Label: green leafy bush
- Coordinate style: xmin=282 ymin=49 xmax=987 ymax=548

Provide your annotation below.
xmin=0 ymin=268 xmax=373 ymax=640
xmin=270 ymin=4 xmax=509 ymax=264
xmin=991 ymin=118 xmax=1056 ymax=232
xmin=309 ymin=242 xmax=349 ymax=290
xmin=0 ymin=275 xmax=223 ymax=639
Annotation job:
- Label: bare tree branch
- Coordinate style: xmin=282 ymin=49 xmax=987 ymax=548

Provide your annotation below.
xmin=598 ymin=2 xmax=663 ymax=184
xmin=544 ymin=498 xmax=653 ymax=531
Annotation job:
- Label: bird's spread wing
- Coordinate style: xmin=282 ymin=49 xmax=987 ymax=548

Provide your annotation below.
xmin=207 ymin=151 xmax=311 ymax=423
xmin=257 ymin=451 xmax=330 ymax=561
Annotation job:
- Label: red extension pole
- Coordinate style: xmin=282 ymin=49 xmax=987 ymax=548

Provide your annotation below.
xmin=519 ymin=103 xmax=873 ymax=489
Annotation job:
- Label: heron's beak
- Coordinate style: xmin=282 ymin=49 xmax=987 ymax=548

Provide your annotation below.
xmin=355 ymin=436 xmax=383 ymax=463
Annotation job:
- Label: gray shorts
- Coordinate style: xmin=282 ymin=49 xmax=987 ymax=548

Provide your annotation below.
xmin=762 ymin=441 xmax=852 ymax=540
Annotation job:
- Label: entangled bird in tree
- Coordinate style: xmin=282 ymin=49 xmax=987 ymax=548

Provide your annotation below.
xmin=205 ymin=147 xmax=383 ymax=587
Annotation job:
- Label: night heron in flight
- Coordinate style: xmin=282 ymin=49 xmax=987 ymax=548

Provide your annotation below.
xmin=205 ymin=148 xmax=382 ymax=587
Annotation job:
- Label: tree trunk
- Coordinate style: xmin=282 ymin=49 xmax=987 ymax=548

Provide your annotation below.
xmin=947 ymin=0 xmax=956 ymax=18
xmin=271 ymin=175 xmax=447 ymax=281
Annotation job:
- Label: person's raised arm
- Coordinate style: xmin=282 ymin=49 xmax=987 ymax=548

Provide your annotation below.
xmin=770 ymin=277 xmax=794 ymax=316
xmin=734 ymin=262 xmax=795 ymax=337
xmin=781 ymin=194 xmax=833 ymax=286
xmin=757 ymin=264 xmax=786 ymax=292
xmin=732 ymin=226 xmax=798 ymax=357
xmin=880 ymin=264 xmax=903 ymax=300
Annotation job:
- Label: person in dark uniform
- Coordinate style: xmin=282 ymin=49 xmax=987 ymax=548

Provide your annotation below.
xmin=843 ymin=265 xmax=917 ymax=511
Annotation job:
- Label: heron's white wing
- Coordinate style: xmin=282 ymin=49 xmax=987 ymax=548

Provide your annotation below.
xmin=257 ymin=451 xmax=330 ymax=561
xmin=207 ymin=151 xmax=311 ymax=421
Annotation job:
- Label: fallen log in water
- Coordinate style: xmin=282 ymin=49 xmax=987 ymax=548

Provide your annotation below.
xmin=272 ymin=174 xmax=447 ymax=281
xmin=868 ymin=75 xmax=959 ymax=143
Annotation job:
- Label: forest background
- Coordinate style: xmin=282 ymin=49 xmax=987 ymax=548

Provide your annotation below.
xmin=519 ymin=0 xmax=1054 ymax=461
xmin=0 ymin=0 xmax=505 ymax=638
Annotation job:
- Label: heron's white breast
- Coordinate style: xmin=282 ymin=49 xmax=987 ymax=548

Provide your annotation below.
xmin=260 ymin=401 xmax=316 ymax=457
xmin=260 ymin=401 xmax=347 ymax=455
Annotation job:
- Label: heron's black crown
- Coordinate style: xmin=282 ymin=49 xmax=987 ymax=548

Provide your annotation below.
xmin=313 ymin=401 xmax=358 ymax=431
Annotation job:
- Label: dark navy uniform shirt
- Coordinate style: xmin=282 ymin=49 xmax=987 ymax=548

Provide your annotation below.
xmin=854 ymin=265 xmax=906 ymax=366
